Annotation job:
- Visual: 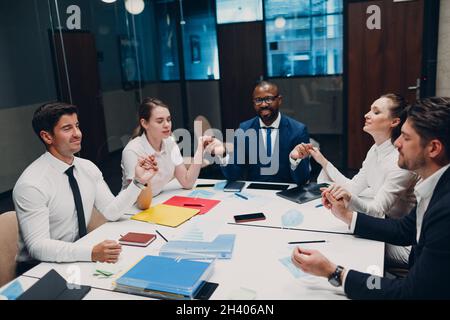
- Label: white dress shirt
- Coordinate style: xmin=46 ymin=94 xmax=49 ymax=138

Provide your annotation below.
xmin=13 ymin=152 xmax=141 ymax=263
xmin=413 ymin=163 xmax=450 ymax=242
xmin=121 ymin=133 xmax=184 ymax=196
xmin=318 ymin=139 xmax=417 ymax=219
xmin=259 ymin=111 xmax=280 ymax=154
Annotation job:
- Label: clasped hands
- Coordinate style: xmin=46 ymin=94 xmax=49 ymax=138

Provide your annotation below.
xmin=135 ymin=155 xmax=158 ymax=185
xmin=289 ymin=143 xmax=328 ymax=168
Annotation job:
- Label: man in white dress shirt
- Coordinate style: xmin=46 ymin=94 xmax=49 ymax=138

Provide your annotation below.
xmin=13 ymin=102 xmax=156 ymax=275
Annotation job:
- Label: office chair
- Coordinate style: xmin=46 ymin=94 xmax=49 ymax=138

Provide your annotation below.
xmin=0 ymin=211 xmax=19 ymax=287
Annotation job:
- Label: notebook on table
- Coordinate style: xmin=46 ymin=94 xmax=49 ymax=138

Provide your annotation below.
xmin=276 ymin=183 xmax=329 ymax=204
xmin=119 ymin=232 xmax=156 ymax=247
xmin=114 ymin=255 xmax=215 ymax=300
xmin=131 ymin=204 xmax=200 ymax=227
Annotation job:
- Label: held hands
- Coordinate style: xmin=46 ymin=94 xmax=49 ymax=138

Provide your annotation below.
xmin=290 ymin=143 xmax=313 ymax=160
xmin=320 ymin=186 xmax=353 ymax=226
xmin=92 ymin=240 xmax=122 ymax=263
xmin=200 ymin=136 xmax=227 ymax=157
xmin=291 ymin=247 xmax=336 ymax=278
xmin=135 ymin=155 xmax=158 ymax=185
xmin=290 ymin=143 xmax=328 ymax=168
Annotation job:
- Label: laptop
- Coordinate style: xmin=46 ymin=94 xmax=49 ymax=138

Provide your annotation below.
xmin=276 ymin=182 xmax=329 ymax=204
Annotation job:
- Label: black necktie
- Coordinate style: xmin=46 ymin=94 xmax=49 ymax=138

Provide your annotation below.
xmin=65 ymin=166 xmax=87 ymax=238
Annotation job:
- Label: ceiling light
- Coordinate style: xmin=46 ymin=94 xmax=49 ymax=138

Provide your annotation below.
xmin=125 ymin=0 xmax=145 ymax=15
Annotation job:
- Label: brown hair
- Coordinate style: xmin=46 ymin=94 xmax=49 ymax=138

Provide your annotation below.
xmin=407 ymin=97 xmax=450 ymax=161
xmin=131 ymin=97 xmax=170 ymax=139
xmin=380 ymin=93 xmax=408 ymax=143
xmin=32 ymin=102 xmax=78 ymax=145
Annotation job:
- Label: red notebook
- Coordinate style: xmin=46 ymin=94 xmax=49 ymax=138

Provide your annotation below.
xmin=118 ymin=232 xmax=156 ymax=247
xmin=163 ymin=196 xmax=220 ymax=215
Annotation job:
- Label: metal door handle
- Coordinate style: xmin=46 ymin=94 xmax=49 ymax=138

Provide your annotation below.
xmin=407 ymin=78 xmax=421 ymax=100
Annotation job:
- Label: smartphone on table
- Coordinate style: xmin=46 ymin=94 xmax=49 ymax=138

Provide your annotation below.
xmin=233 ymin=212 xmax=266 ymax=223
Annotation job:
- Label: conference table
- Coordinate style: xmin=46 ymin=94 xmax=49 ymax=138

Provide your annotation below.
xmin=1 ymin=179 xmax=384 ymax=300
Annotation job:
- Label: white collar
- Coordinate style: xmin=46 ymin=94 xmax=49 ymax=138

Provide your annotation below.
xmin=415 ymin=163 xmax=450 ymax=200
xmin=44 ymin=151 xmax=76 ymax=174
xmin=374 ymin=139 xmax=395 ymax=158
xmin=259 ymin=112 xmax=281 ymax=129
xmin=139 ymin=133 xmax=168 ymax=155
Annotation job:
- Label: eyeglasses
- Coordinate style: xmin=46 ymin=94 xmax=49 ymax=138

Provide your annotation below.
xmin=253 ymin=95 xmax=279 ymax=105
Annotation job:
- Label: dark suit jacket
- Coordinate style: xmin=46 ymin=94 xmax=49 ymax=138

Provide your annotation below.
xmin=345 ymin=166 xmax=450 ymax=299
xmin=220 ymin=114 xmax=310 ymax=185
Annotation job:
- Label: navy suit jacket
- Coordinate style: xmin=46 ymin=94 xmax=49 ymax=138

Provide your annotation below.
xmin=345 ymin=167 xmax=450 ymax=299
xmin=221 ymin=114 xmax=310 ymax=185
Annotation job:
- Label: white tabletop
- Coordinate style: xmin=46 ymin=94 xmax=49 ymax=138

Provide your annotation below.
xmin=15 ymin=179 xmax=384 ymax=300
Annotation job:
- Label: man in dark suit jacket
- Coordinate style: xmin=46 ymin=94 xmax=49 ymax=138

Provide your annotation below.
xmin=212 ymin=81 xmax=310 ymax=185
xmin=291 ymin=97 xmax=450 ymax=299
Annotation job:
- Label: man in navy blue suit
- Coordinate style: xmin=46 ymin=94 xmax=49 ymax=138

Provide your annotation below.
xmin=291 ymin=97 xmax=450 ymax=299
xmin=207 ymin=81 xmax=311 ymax=185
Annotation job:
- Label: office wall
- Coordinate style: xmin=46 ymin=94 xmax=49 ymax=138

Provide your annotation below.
xmin=186 ymin=81 xmax=222 ymax=131
xmin=436 ymin=0 xmax=450 ymax=97
xmin=0 ymin=1 xmax=57 ymax=109
xmin=0 ymin=104 xmax=46 ymax=193
xmin=271 ymin=77 xmax=343 ymax=135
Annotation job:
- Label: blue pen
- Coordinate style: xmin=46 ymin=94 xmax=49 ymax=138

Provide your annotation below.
xmin=315 ymin=203 xmax=324 ymax=208
xmin=234 ymin=192 xmax=248 ymax=200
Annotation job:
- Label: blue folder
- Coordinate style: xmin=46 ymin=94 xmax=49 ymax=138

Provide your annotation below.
xmin=159 ymin=234 xmax=236 ymax=259
xmin=114 ymin=255 xmax=214 ymax=300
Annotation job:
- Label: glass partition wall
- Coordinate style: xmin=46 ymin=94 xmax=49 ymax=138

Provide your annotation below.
xmin=0 ymin=0 xmax=344 ymax=196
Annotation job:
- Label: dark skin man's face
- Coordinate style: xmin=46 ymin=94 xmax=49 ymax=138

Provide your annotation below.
xmin=253 ymin=85 xmax=282 ymax=126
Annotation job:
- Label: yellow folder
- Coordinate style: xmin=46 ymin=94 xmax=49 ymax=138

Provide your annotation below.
xmin=131 ymin=204 xmax=200 ymax=228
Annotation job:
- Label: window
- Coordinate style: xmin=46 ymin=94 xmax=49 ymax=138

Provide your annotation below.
xmin=265 ymin=0 xmax=343 ymax=77
xmin=216 ymin=0 xmax=263 ymax=24
xmin=155 ymin=1 xmax=181 ymax=81
xmin=181 ymin=0 xmax=220 ymax=80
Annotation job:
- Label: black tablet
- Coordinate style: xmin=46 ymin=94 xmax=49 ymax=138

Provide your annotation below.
xmin=276 ymin=183 xmax=329 ymax=204
xmin=247 ymin=182 xmax=290 ymax=191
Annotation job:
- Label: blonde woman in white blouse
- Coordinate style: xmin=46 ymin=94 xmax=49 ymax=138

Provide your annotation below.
xmin=121 ymin=97 xmax=212 ymax=210
xmin=294 ymin=94 xmax=418 ymax=267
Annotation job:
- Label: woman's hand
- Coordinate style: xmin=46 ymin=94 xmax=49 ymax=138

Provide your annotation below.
xmin=135 ymin=155 xmax=158 ymax=184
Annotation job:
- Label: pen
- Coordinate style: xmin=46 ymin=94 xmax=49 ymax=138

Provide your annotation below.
xmin=155 ymin=230 xmax=168 ymax=242
xmin=183 ymin=203 xmax=205 ymax=207
xmin=288 ymin=240 xmax=327 ymax=244
xmin=234 ymin=192 xmax=248 ymax=200
xmin=315 ymin=204 xmax=324 ymax=208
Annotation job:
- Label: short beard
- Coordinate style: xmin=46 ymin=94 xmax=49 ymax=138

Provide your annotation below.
xmin=399 ymin=153 xmax=426 ymax=171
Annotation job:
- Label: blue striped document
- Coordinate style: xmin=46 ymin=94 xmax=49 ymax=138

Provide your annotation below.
xmin=159 ymin=234 xmax=236 ymax=259
xmin=114 ymin=255 xmax=214 ymax=300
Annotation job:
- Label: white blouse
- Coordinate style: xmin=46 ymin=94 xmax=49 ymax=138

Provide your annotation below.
xmin=121 ymin=133 xmax=184 ymax=196
xmin=318 ymin=139 xmax=417 ymax=219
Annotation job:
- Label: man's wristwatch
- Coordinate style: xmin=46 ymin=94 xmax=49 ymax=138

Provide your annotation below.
xmin=133 ymin=178 xmax=146 ymax=190
xmin=328 ymin=265 xmax=344 ymax=287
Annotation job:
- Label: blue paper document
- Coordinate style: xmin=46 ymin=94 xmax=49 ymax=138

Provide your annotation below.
xmin=159 ymin=234 xmax=236 ymax=259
